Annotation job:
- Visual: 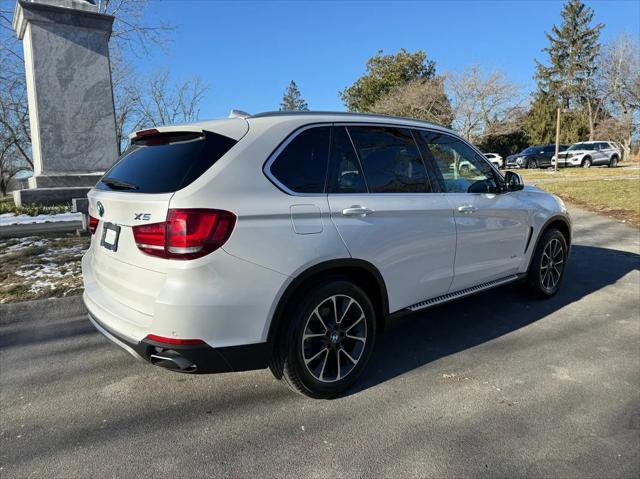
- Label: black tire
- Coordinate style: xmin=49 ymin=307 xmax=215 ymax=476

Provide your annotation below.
xmin=270 ymin=278 xmax=377 ymax=399
xmin=528 ymin=159 xmax=538 ymax=169
xmin=527 ymin=228 xmax=568 ymax=297
xmin=582 ymin=157 xmax=592 ymax=168
xmin=609 ymin=155 xmax=618 ymax=168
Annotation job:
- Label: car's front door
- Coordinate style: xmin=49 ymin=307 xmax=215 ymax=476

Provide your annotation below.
xmin=416 ymin=130 xmax=531 ymax=292
xmin=327 ymin=125 xmax=457 ymax=312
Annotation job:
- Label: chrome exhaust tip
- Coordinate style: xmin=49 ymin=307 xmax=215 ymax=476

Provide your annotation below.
xmin=150 ymin=350 xmax=197 ymax=373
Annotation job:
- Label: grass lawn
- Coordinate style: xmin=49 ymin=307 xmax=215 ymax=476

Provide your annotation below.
xmin=514 ymin=166 xmax=639 ymax=182
xmin=510 ymin=167 xmax=640 ymax=226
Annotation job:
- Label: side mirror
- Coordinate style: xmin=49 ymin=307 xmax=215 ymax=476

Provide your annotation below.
xmin=504 ymin=171 xmax=524 ymax=191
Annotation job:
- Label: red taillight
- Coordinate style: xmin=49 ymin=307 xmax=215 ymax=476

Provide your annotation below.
xmin=132 ymin=208 xmax=236 ymax=260
xmin=144 ymin=334 xmax=206 ymax=346
xmin=89 ymin=215 xmax=99 ymax=235
xmin=132 ymin=222 xmax=166 ymax=256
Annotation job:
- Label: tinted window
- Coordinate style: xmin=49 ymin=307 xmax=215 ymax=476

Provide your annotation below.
xmin=328 ymin=126 xmax=367 ymax=193
xmin=270 ymin=126 xmax=330 ymax=193
xmin=98 ymin=131 xmax=236 ymax=194
xmin=418 ymin=131 xmax=499 ymax=194
xmin=597 ymin=142 xmax=608 ymax=150
xmin=569 ymin=143 xmax=595 ymax=151
xmin=347 ymin=126 xmax=430 ymax=193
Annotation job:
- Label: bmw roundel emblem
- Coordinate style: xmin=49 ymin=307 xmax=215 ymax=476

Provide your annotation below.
xmin=97 ymin=201 xmax=104 ymax=217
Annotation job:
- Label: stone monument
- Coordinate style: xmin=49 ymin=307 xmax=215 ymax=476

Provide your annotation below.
xmin=12 ymin=0 xmax=118 ymax=206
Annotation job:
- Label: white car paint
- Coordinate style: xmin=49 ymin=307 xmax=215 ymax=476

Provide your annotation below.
xmin=552 ymin=141 xmax=621 ymax=167
xmin=484 ymin=153 xmax=504 ymax=168
xmin=82 ymin=111 xmax=570 ymax=373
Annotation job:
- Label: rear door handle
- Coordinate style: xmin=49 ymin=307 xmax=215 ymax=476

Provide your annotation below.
xmin=342 ymin=205 xmax=374 ymax=217
xmin=457 ymin=205 xmax=477 ymax=214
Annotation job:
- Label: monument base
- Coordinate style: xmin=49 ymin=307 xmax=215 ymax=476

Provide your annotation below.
xmin=28 ymin=173 xmax=103 ymax=188
xmin=13 ymin=187 xmax=92 ymax=207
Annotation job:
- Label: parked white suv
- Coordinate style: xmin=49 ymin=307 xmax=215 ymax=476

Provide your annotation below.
xmin=83 ymin=111 xmax=571 ymax=398
xmin=484 ymin=152 xmax=504 ymax=168
xmin=552 ymin=141 xmax=621 ymax=168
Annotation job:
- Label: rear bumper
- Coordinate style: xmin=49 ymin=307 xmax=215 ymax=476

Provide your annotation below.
xmin=88 ymin=311 xmax=270 ymax=373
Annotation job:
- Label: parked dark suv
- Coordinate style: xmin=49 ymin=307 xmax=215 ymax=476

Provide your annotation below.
xmin=506 ymin=144 xmax=569 ymax=169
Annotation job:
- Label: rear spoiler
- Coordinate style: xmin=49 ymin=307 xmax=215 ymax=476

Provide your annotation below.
xmin=128 ymin=125 xmax=204 ymax=141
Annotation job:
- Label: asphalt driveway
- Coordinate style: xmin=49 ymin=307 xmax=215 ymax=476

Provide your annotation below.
xmin=1 ymin=207 xmax=639 ymax=478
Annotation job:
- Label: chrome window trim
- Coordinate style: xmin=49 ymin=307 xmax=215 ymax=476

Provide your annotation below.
xmin=262 ymin=123 xmax=332 ymax=197
xmin=263 ymin=120 xmax=504 ymax=197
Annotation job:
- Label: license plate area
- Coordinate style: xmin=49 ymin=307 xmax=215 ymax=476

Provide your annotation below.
xmin=100 ymin=222 xmax=121 ymax=252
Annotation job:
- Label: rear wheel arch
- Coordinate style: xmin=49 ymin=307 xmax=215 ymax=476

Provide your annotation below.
xmin=266 ymin=259 xmax=389 ymax=350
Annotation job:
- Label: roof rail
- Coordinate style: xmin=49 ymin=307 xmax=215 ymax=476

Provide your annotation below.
xmin=228 ymin=109 xmax=251 ymax=119
xmin=249 ymin=110 xmax=443 ymax=128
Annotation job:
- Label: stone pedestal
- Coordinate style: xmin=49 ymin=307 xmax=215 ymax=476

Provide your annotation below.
xmin=12 ymin=0 xmax=118 ymax=205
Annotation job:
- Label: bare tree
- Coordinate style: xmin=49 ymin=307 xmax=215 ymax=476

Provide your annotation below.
xmin=369 ymin=78 xmax=453 ymax=126
xmin=447 ymin=65 xmax=522 ymax=142
xmin=591 ymin=34 xmax=640 ymax=158
xmin=134 ymin=70 xmax=207 ymax=128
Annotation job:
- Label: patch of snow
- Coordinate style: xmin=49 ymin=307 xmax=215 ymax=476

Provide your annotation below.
xmin=0 ymin=212 xmax=82 ymax=226
xmin=0 ymin=237 xmax=47 ymax=255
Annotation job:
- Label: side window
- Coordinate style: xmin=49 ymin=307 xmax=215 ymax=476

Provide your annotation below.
xmin=269 ymin=126 xmax=330 ymax=193
xmin=347 ymin=126 xmax=431 ymax=193
xmin=418 ymin=131 xmax=499 ymax=194
xmin=327 ymin=126 xmax=368 ymax=193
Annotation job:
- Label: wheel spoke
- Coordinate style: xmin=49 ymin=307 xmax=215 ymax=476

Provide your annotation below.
xmin=340 ymin=348 xmax=359 ymax=364
xmin=305 ymin=347 xmax=329 ymax=365
xmin=312 ymin=308 xmax=329 ymax=333
xmin=303 ymin=332 xmax=325 ymax=341
xmin=331 ymin=296 xmax=338 ymax=325
xmin=336 ymin=349 xmax=341 ymax=380
xmin=318 ymin=349 xmax=330 ymax=380
xmin=337 ymin=298 xmax=354 ymax=325
xmin=344 ymin=314 xmax=364 ymax=333
xmin=346 ymin=333 xmax=366 ymax=343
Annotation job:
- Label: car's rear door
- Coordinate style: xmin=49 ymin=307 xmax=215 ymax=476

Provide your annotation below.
xmin=416 ymin=130 xmax=531 ymax=292
xmin=327 ymin=125 xmax=456 ymax=312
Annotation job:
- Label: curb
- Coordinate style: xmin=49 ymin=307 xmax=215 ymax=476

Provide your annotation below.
xmin=0 ymin=295 xmax=86 ymax=324
xmin=0 ymin=221 xmax=82 ymax=238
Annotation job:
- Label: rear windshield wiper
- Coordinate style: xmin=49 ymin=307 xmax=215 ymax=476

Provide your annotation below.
xmin=101 ymin=178 xmax=139 ymax=190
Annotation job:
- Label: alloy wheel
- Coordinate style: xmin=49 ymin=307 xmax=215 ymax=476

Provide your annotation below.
xmin=301 ymin=295 xmax=367 ymax=383
xmin=540 ymin=238 xmax=565 ymax=291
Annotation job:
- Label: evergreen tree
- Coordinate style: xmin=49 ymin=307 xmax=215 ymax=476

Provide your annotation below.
xmin=523 ymin=90 xmax=589 ymax=145
xmin=534 ymin=0 xmax=603 ymax=138
xmin=279 ymin=81 xmax=309 ymax=111
xmin=340 ymin=49 xmax=436 ymax=112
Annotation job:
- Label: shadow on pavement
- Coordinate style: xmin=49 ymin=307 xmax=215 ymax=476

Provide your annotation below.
xmin=349 ymin=244 xmax=640 ymax=395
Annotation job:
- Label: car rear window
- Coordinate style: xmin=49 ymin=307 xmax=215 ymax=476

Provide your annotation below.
xmin=97 ymin=131 xmax=237 ymax=193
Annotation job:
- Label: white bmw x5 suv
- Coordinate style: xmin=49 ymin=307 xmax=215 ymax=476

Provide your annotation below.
xmin=83 ymin=111 xmax=571 ymax=398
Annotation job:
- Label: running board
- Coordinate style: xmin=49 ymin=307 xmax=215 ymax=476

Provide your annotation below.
xmin=406 ymin=274 xmax=522 ymax=312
